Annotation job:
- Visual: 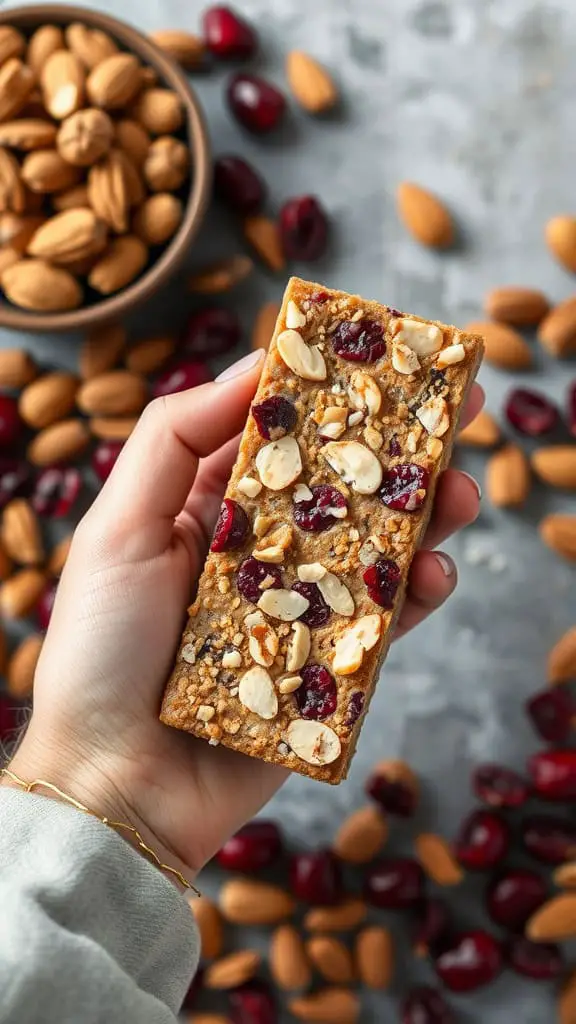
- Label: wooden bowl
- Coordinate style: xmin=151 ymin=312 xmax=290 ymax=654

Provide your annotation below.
xmin=0 ymin=4 xmax=211 ymax=333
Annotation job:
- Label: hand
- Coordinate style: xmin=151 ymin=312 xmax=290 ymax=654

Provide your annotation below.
xmin=7 ymin=349 xmax=483 ymax=881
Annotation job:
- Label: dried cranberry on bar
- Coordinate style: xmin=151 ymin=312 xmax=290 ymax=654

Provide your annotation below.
xmin=161 ymin=278 xmax=483 ymax=783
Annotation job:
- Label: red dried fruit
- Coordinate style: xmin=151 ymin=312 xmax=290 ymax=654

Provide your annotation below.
xmin=202 ymin=5 xmax=257 ymax=59
xmin=528 ymin=749 xmax=576 ymax=801
xmin=227 ymin=73 xmax=286 ymax=134
xmin=526 ymin=687 xmax=573 ymax=742
xmin=379 ymin=463 xmax=431 ymax=511
xmin=153 ymin=360 xmax=211 ymax=398
xmin=0 ymin=458 xmax=31 ymax=509
xmin=346 ymin=691 xmax=364 ymax=726
xmin=412 ymin=897 xmax=452 ymax=957
xmin=31 ymin=466 xmax=81 ymax=518
xmin=486 ymin=868 xmax=548 ymax=932
xmin=183 ymin=308 xmax=241 ymax=358
xmin=92 ymin=441 xmax=123 ymax=482
xmin=252 ymin=396 xmax=297 ymax=440
xmin=366 ymin=765 xmax=417 ymax=818
xmin=522 ymin=814 xmax=576 ymax=865
xmin=279 ymin=196 xmax=329 ymax=261
xmin=211 ymin=498 xmax=249 ymax=552
xmin=291 ymin=581 xmax=330 ymax=628
xmin=455 ymin=809 xmax=510 ymax=871
xmin=472 ymin=763 xmax=531 ymax=809
xmin=434 ymin=930 xmax=503 ymax=993
xmin=363 ymin=558 xmax=401 ymax=609
xmin=293 ymin=483 xmax=347 ymax=532
xmin=37 ymin=579 xmax=57 ymax=631
xmin=331 ymin=317 xmax=386 ymax=362
xmin=569 ymin=381 xmax=576 ymax=437
xmin=230 ymin=980 xmax=277 ymax=1024
xmin=507 ymin=937 xmax=564 ymax=981
xmin=214 ymin=155 xmax=267 ymax=214
xmin=0 ymin=395 xmax=23 ymax=447
xmin=505 ymin=388 xmax=558 ymax=437
xmin=310 ymin=289 xmax=329 ymax=304
xmin=236 ymin=557 xmax=282 ymax=604
xmin=402 ymin=987 xmax=455 ymax=1024
xmin=290 ymin=849 xmax=342 ymax=906
xmin=217 ymin=820 xmax=282 ymax=872
xmin=365 ymin=858 xmax=425 ymax=909
xmin=296 ymin=664 xmax=337 ymax=720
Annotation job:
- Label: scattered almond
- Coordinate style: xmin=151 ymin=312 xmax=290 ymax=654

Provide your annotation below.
xmin=531 ymin=447 xmax=576 ymax=490
xmin=188 ymin=895 xmax=223 ymax=961
xmin=132 ymin=192 xmax=182 ymax=246
xmin=48 ymin=534 xmax=73 ymax=577
xmin=484 ymin=285 xmax=549 ymax=326
xmin=80 ymin=323 xmax=127 ymax=379
xmin=88 ymin=235 xmax=148 ymax=295
xmin=527 ymin=893 xmax=576 ymax=941
xmin=465 ymin=320 xmax=532 ymax=370
xmin=355 ymin=926 xmax=393 ymax=990
xmin=486 ymin=444 xmax=531 ymax=508
xmin=204 ymin=950 xmax=261 ymax=990
xmin=19 ymin=371 xmax=78 ymax=429
xmin=1 ymin=498 xmax=43 ymax=565
xmin=150 ymin=29 xmax=205 ymax=69
xmin=27 ymin=25 xmax=65 ymax=76
xmin=539 ymin=514 xmax=576 ymax=562
xmin=27 ymin=418 xmax=90 ymax=467
xmin=269 ymin=925 xmax=311 ymax=991
xmin=219 ymin=879 xmax=295 ymax=925
xmin=332 ymin=805 xmax=387 ymax=864
xmin=2 ymin=258 xmax=83 ymax=312
xmin=546 ymin=216 xmax=576 ymax=272
xmin=89 ymin=416 xmax=138 ymax=441
xmin=458 ymin=409 xmax=501 ymax=447
xmin=0 ymin=567 xmax=46 ymax=618
xmin=286 ymin=51 xmax=337 ymax=114
xmin=415 ymin=832 xmax=464 ymax=886
xmin=0 ymin=348 xmax=37 ymax=388
xmin=397 ymin=181 xmax=454 ymax=249
xmin=538 ymin=296 xmax=576 ymax=357
xmin=131 ymin=88 xmax=183 ymax=135
xmin=7 ymin=633 xmax=43 ymax=698
xmin=304 ymin=899 xmax=367 ymax=933
xmin=289 ymin=987 xmax=359 ymax=1024
xmin=306 ymin=936 xmax=355 ymax=985
xmin=252 ymin=300 xmax=281 ymax=351
xmin=548 ymin=626 xmax=576 ymax=685
xmin=188 ymin=254 xmax=254 ymax=295
xmin=77 ymin=370 xmax=147 ymax=417
xmin=244 ymin=215 xmax=285 ymax=272
xmin=125 ymin=336 xmax=175 ymax=375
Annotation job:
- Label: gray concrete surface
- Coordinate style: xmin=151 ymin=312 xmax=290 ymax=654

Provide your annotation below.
xmin=5 ymin=0 xmax=576 ymax=1020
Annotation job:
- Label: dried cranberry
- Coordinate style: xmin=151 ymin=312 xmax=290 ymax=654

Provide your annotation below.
xmin=214 ymin=155 xmax=266 ymax=214
xmin=31 ymin=467 xmax=81 ymax=518
xmin=310 ymin=290 xmax=329 ymax=304
xmin=279 ymin=196 xmax=328 ymax=261
xmin=296 ymin=664 xmax=337 ymax=720
xmin=455 ymin=809 xmax=510 ymax=871
xmin=528 ymin=750 xmax=576 ymax=801
xmin=92 ymin=441 xmax=123 ymax=482
xmin=202 ymin=5 xmax=257 ymax=59
xmin=236 ymin=557 xmax=282 ymax=604
xmin=37 ymin=580 xmax=57 ymax=631
xmin=293 ymin=484 xmax=347 ymax=532
xmin=389 ymin=435 xmax=402 ymax=457
xmin=217 ymin=820 xmax=282 ymax=872
xmin=402 ymin=987 xmax=455 ymax=1024
xmin=363 ymin=558 xmax=401 ymax=609
xmin=486 ymin=868 xmax=548 ymax=932
xmin=366 ymin=764 xmax=417 ymax=818
xmin=0 ymin=458 xmax=31 ymax=508
xmin=211 ymin=498 xmax=249 ymax=552
xmin=379 ymin=463 xmax=430 ymax=511
xmin=365 ymin=858 xmax=425 ymax=909
xmin=0 ymin=395 xmax=23 ymax=447
xmin=527 ymin=688 xmax=574 ymax=742
xmin=473 ymin=763 xmax=531 ymax=809
xmin=183 ymin=308 xmax=241 ymax=358
xmin=412 ymin=898 xmax=452 ymax=957
xmin=346 ymin=692 xmax=364 ymax=726
xmin=505 ymin=388 xmax=558 ymax=436
xmin=181 ymin=966 xmax=204 ymax=1010
xmin=227 ymin=73 xmax=286 ymax=134
xmin=435 ymin=931 xmax=502 ymax=993
xmin=229 ymin=980 xmax=277 ymax=1024
xmin=252 ymin=396 xmax=297 ymax=440
xmin=507 ymin=937 xmax=564 ymax=981
xmin=0 ymin=694 xmax=18 ymax=741
xmin=153 ymin=360 xmax=211 ymax=398
xmin=331 ymin=318 xmax=386 ymax=362
xmin=522 ymin=814 xmax=576 ymax=864
xmin=569 ymin=381 xmax=576 ymax=437
xmin=291 ymin=581 xmax=330 ymax=628
xmin=290 ymin=849 xmax=342 ymax=906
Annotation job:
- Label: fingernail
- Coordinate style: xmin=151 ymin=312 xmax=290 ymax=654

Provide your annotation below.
xmin=461 ymin=471 xmax=482 ymax=500
xmin=435 ymin=552 xmax=456 ymax=577
xmin=216 ymin=350 xmax=263 ymax=383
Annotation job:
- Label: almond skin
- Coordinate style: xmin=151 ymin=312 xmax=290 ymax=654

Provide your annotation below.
xmin=2 ymin=259 xmax=83 ymax=312
xmin=546 ymin=216 xmax=576 ymax=272
xmin=244 ymin=215 xmax=285 ymax=272
xmin=397 ymin=181 xmax=454 ymax=249
xmin=486 ymin=444 xmax=531 ymax=508
xmin=289 ymin=988 xmax=359 ymax=1024
xmin=53 ymin=184 xmax=91 ymax=213
xmin=269 ymin=925 xmax=312 ymax=991
xmin=21 ymin=150 xmax=81 ymax=194
xmin=332 ymin=805 xmax=387 ymax=864
xmin=65 ymin=23 xmax=118 ymax=70
xmin=355 ymin=926 xmax=393 ymax=990
xmin=41 ymin=50 xmax=85 ymax=120
xmin=0 ymin=147 xmax=26 ymax=214
xmin=484 ymin=286 xmax=549 ymax=326
xmin=188 ymin=895 xmax=223 ymax=961
xmin=27 ymin=418 xmax=90 ymax=467
xmin=77 ymin=370 xmax=147 ymax=417
xmin=415 ymin=833 xmax=464 ymax=886
xmin=548 ymin=626 xmax=576 ymax=684
xmin=125 ymin=336 xmax=175 ymax=375
xmin=0 ymin=26 xmax=26 ymax=66
xmin=188 ymin=255 xmax=254 ymax=295
xmin=286 ymin=51 xmax=338 ymax=114
xmin=131 ymin=88 xmax=184 ymax=135
xmin=527 ymin=893 xmax=576 ymax=941
xmin=0 ymin=119 xmax=58 ymax=152
xmin=1 ymin=498 xmax=44 ymax=565
xmin=80 ymin=323 xmax=127 ymax=379
xmin=306 ymin=936 xmax=355 ymax=985
xmin=0 ymin=348 xmax=37 ymax=388
xmin=531 ymin=447 xmax=576 ymax=490
xmin=27 ymin=25 xmax=65 ymax=76
xmin=88 ymin=235 xmax=148 ymax=295
xmin=304 ymin=899 xmax=367 ymax=933
xmin=133 ymin=192 xmax=182 ymax=246
xmin=252 ymin=300 xmax=281 ymax=351
xmin=19 ymin=371 xmax=79 ymax=429
xmin=0 ymin=59 xmax=35 ymax=122
xmin=465 ymin=320 xmax=532 ymax=370
xmin=86 ymin=53 xmax=142 ymax=110
xmin=538 ymin=297 xmax=576 ymax=357
xmin=7 ymin=633 xmax=43 ymax=698
xmin=540 ymin=514 xmax=576 ymax=562
xmin=219 ymin=879 xmax=295 ymax=926
xmin=458 ymin=409 xmax=501 ymax=447
xmin=203 ymin=950 xmax=260 ymax=990
xmin=149 ymin=30 xmax=205 ymax=70
xmin=27 ymin=209 xmax=108 ymax=267
xmin=0 ymin=568 xmax=46 ymax=618
xmin=114 ymin=119 xmax=150 ymax=167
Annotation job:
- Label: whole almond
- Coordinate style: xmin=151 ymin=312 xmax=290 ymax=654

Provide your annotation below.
xmin=0 ymin=246 xmax=20 ymax=275
xmin=289 ymin=988 xmax=359 ymax=1024
xmin=464 ymin=320 xmax=532 ymax=370
xmin=0 ymin=567 xmax=46 ymax=618
xmin=219 ymin=878 xmax=295 ymax=925
xmin=27 ymin=209 xmax=108 ymax=266
xmin=540 ymin=514 xmax=576 ymax=562
xmin=188 ymin=255 xmax=254 ymax=295
xmin=486 ymin=444 xmax=530 ymax=508
xmin=0 ymin=26 xmax=26 ymax=66
xmin=0 ymin=213 xmax=45 ymax=252
xmin=538 ymin=296 xmax=576 ymax=357
xmin=88 ymin=149 xmax=135 ymax=233
xmin=527 ymin=893 xmax=576 ymax=941
xmin=415 ymin=833 xmax=464 ymax=886
xmin=125 ymin=336 xmax=175 ymax=375
xmin=0 ymin=348 xmax=37 ymax=388
xmin=560 ymin=969 xmax=576 ymax=1024
xmin=554 ymin=863 xmax=576 ymax=889
xmin=244 ymin=215 xmax=285 ymax=272
xmin=252 ymin=300 xmax=281 ymax=351
xmin=304 ymin=899 xmax=367 ymax=933
xmin=65 ymin=23 xmax=118 ymax=70
xmin=131 ymin=88 xmax=184 ymax=135
xmin=27 ymin=25 xmax=65 ymax=76
xmin=0 ymin=119 xmax=58 ymax=152
xmin=150 ymin=30 xmax=205 ymax=69
xmin=484 ymin=286 xmax=549 ymax=326
xmin=548 ymin=626 xmax=576 ymax=684
xmin=114 ymin=118 xmax=150 ymax=167
xmin=0 ymin=59 xmax=35 ymax=122
xmin=0 ymin=148 xmax=26 ymax=214
xmin=53 ymin=184 xmax=91 ymax=212
xmin=188 ymin=895 xmax=223 ymax=960
xmin=546 ymin=216 xmax=576 ymax=272
xmin=332 ymin=805 xmax=388 ymax=864
xmin=532 ymin=446 xmax=576 ymax=490
xmin=87 ymin=53 xmax=142 ymax=110
xmin=89 ymin=235 xmax=148 ymax=295
xmin=306 ymin=937 xmax=355 ymax=985
xmin=48 ymin=533 xmax=73 ymax=577
xmin=89 ymin=416 xmax=138 ymax=441
xmin=269 ymin=925 xmax=312 ymax=991
xmin=28 ymin=418 xmax=90 ymax=467
xmin=397 ymin=181 xmax=454 ymax=248
xmin=7 ymin=633 xmax=43 ymax=698
xmin=22 ymin=150 xmax=81 ymax=194
xmin=133 ymin=192 xmax=183 ymax=246
xmin=204 ymin=950 xmax=260 ymax=990
xmin=19 ymin=371 xmax=79 ymax=429
xmin=286 ymin=51 xmax=337 ymax=114
xmin=144 ymin=136 xmax=189 ymax=192
xmin=80 ymin=323 xmax=127 ymax=379
xmin=41 ymin=50 xmax=85 ymax=120
xmin=77 ymin=370 xmax=147 ymax=417
xmin=2 ymin=258 xmax=82 ymax=312
xmin=2 ymin=498 xmax=43 ymax=565
xmin=355 ymin=926 xmax=393 ymax=990
xmin=458 ymin=409 xmax=501 ymax=447
xmin=57 ymin=108 xmax=114 ymax=166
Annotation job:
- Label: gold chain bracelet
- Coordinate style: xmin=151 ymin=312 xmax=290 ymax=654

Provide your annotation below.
xmin=0 ymin=767 xmax=200 ymax=895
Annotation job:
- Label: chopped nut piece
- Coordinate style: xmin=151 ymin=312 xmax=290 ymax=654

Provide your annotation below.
xmin=359 ymin=537 xmax=380 ymax=566
xmin=285 ymin=621 xmax=311 ymax=672
xmin=222 ymin=649 xmax=242 ymax=669
xmin=417 ymin=396 xmax=450 ymax=437
xmin=181 ymin=643 xmax=196 ymax=664
xmin=286 ymin=299 xmax=307 ymax=329
xmin=427 ymin=437 xmax=444 ymax=459
xmin=363 ymin=425 xmax=383 ymax=451
xmin=253 ymin=544 xmax=284 ymax=564
xmin=437 ymin=343 xmax=465 ymax=367
xmin=297 ymin=562 xmax=327 ymax=583
xmin=348 ymin=371 xmax=382 ymax=416
xmin=277 ymin=329 xmax=327 ymax=381
xmin=348 ymin=410 xmax=364 ymax=427
xmin=317 ymin=406 xmax=348 ymax=440
xmin=293 ymin=483 xmax=313 ymax=502
xmin=317 ymin=571 xmax=355 ymax=616
xmin=392 ymin=340 xmax=420 ymax=375
xmin=277 ymin=673 xmax=303 ymax=694
xmin=393 ymin=317 xmax=443 ymax=357
xmin=257 ymin=588 xmax=310 ymax=621
xmin=196 ymin=705 xmax=215 ymax=722
xmin=287 ymin=720 xmax=342 ymax=766
xmin=333 ymin=614 xmax=383 ymax=675
xmin=238 ymin=666 xmax=278 ymax=720
xmin=238 ymin=475 xmax=263 ymax=498
xmin=245 ymin=610 xmax=279 ymax=667
xmin=253 ymin=514 xmax=275 ymax=538
xmin=322 ymin=441 xmax=383 ymax=495
xmin=256 ymin=436 xmax=302 ymax=490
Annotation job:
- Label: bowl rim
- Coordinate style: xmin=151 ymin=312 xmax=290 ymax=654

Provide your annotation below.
xmin=0 ymin=3 xmax=212 ymax=334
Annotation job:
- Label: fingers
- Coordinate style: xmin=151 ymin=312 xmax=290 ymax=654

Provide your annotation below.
xmin=394 ymin=550 xmax=457 ymax=640
xmin=422 ymin=468 xmax=481 ymax=551
xmin=175 ymin=435 xmax=242 ymax=568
